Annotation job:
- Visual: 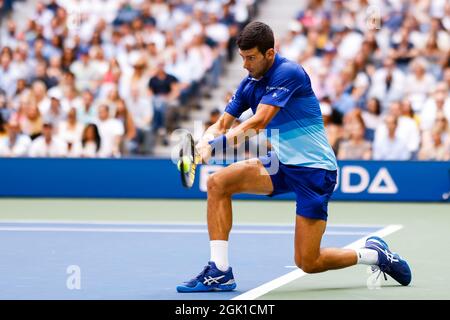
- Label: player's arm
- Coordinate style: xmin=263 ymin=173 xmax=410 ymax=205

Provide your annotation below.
xmin=198 ymin=104 xmax=279 ymax=162
xmin=224 ymin=104 xmax=279 ymax=142
xmin=198 ymin=112 xmax=236 ymax=144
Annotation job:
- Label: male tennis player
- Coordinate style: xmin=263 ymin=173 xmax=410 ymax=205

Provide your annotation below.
xmin=176 ymin=22 xmax=411 ymax=292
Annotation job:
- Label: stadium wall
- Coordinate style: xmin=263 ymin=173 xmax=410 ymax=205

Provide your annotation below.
xmin=1 ymin=158 xmax=449 ymax=202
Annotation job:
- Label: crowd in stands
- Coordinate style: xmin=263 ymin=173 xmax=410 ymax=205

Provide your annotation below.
xmin=1 ymin=0 xmax=449 ymax=161
xmin=276 ymin=0 xmax=450 ymax=161
xmin=0 ymin=0 xmax=260 ymax=157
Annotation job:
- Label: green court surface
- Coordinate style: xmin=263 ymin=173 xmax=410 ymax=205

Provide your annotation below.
xmin=1 ymin=198 xmax=449 ymax=300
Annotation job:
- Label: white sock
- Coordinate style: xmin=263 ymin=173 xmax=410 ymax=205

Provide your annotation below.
xmin=355 ymin=248 xmax=379 ymax=265
xmin=210 ymin=240 xmax=229 ymax=272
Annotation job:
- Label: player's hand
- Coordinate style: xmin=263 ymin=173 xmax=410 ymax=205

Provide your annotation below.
xmin=195 ymin=141 xmax=212 ymax=164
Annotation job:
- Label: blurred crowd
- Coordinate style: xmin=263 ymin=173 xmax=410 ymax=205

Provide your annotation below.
xmin=277 ymin=0 xmax=450 ymax=161
xmin=1 ymin=0 xmax=449 ymax=161
xmin=0 ymin=0 xmax=260 ymax=157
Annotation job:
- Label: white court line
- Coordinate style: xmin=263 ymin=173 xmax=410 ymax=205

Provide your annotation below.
xmin=232 ymin=224 xmax=403 ymax=300
xmin=0 ymin=226 xmax=368 ymax=236
xmin=0 ymin=220 xmax=383 ymax=229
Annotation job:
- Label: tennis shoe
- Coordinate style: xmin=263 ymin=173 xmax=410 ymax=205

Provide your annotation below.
xmin=365 ymin=236 xmax=412 ymax=286
xmin=176 ymin=261 xmax=236 ymax=292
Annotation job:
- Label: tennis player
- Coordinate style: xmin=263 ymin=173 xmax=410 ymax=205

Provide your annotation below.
xmin=176 ymin=22 xmax=411 ymax=292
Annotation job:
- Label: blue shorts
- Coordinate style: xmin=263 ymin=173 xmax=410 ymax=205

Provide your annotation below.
xmin=259 ymin=152 xmax=337 ymax=221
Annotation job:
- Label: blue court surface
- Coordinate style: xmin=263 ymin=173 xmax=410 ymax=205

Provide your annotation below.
xmin=0 ymin=221 xmax=383 ymax=300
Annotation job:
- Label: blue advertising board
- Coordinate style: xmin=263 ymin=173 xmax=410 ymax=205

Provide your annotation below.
xmin=0 ymin=158 xmax=449 ymax=202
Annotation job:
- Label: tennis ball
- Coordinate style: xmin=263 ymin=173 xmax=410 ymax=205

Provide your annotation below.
xmin=177 ymin=156 xmax=191 ymax=173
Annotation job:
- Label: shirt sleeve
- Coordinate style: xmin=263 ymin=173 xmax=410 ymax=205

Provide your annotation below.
xmin=260 ymin=64 xmax=307 ymax=108
xmin=224 ymin=78 xmax=249 ymax=118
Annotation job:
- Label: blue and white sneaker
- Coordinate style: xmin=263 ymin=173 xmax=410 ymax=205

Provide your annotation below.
xmin=176 ymin=261 xmax=237 ymax=293
xmin=365 ymin=236 xmax=412 ymax=286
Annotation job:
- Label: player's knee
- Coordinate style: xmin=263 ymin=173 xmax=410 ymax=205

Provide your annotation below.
xmin=207 ymin=173 xmax=229 ymax=196
xmin=295 ymin=256 xmax=321 ymax=274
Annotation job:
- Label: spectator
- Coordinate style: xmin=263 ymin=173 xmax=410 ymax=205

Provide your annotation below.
xmin=45 ymin=90 xmax=65 ymax=126
xmin=119 ymin=54 xmax=150 ymax=101
xmin=20 ymin=103 xmax=43 ymax=140
xmin=0 ymin=119 xmax=32 ymax=157
xmin=421 ymin=115 xmax=450 ymax=151
xmin=0 ymin=20 xmax=18 ymax=49
xmin=58 ymin=107 xmax=84 ymax=152
xmin=30 ymin=80 xmax=51 ymax=115
xmin=321 ymin=99 xmax=343 ymax=156
xmin=102 ymin=58 xmax=122 ymax=85
xmin=418 ymin=126 xmax=450 ymax=161
xmin=420 ymin=29 xmax=448 ymax=78
xmin=125 ymin=85 xmax=153 ymax=155
xmin=368 ymin=57 xmax=405 ymax=112
xmin=361 ymin=97 xmax=382 ymax=141
xmin=148 ymin=62 xmax=180 ymax=140
xmin=373 ymin=115 xmax=411 ymax=160
xmin=103 ymin=84 xmax=123 ymax=117
xmin=338 ymin=120 xmax=372 ymax=160
xmin=77 ymin=89 xmax=97 ymax=125
xmin=390 ymin=27 xmax=419 ymax=69
xmin=0 ymin=49 xmax=17 ymax=98
xmin=385 ymin=101 xmax=421 ymax=155
xmin=401 ymin=98 xmax=420 ymax=127
xmin=70 ymin=48 xmax=98 ymax=92
xmin=405 ymin=57 xmax=436 ymax=113
xmin=31 ymin=59 xmax=59 ymax=89
xmin=0 ymin=111 xmax=6 ymax=140
xmin=80 ymin=123 xmax=101 ymax=158
xmin=28 ymin=121 xmax=67 ymax=157
xmin=420 ymin=82 xmax=450 ymax=131
xmin=0 ymin=90 xmax=11 ymax=122
xmin=95 ymin=104 xmax=124 ymax=158
xmin=332 ymin=77 xmax=356 ymax=115
xmin=114 ymin=99 xmax=136 ymax=156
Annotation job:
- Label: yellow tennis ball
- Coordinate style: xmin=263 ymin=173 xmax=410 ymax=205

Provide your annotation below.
xmin=177 ymin=156 xmax=191 ymax=173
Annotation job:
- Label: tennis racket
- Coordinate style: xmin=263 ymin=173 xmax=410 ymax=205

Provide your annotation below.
xmin=178 ymin=132 xmax=201 ymax=188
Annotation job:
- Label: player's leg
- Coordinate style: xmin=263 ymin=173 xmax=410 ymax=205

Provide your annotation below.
xmin=294 ymin=215 xmax=412 ymax=285
xmin=294 ymin=215 xmax=358 ymax=274
xmin=176 ymin=158 xmax=275 ymax=292
xmin=291 ymin=168 xmax=412 ymax=285
xmin=206 ymin=158 xmax=273 ymax=241
xmin=288 ymin=167 xmax=376 ymax=273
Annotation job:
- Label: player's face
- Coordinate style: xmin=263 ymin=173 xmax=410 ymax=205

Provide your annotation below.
xmin=239 ymin=47 xmax=275 ymax=79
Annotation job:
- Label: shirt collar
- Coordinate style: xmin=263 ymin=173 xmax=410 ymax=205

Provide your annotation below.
xmin=262 ymin=53 xmax=281 ymax=80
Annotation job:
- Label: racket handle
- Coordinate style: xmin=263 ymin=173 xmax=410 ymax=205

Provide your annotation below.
xmin=194 ymin=153 xmax=202 ymax=164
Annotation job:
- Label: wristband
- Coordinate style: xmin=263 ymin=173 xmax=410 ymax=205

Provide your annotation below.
xmin=208 ymin=134 xmax=227 ymax=152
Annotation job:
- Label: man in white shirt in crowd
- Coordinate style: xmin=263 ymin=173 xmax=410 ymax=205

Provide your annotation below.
xmin=373 ymin=115 xmax=411 ymax=160
xmin=28 ymin=121 xmax=68 ymax=157
xmin=77 ymin=90 xmax=98 ymax=125
xmin=70 ymin=48 xmax=98 ymax=92
xmin=0 ymin=119 xmax=32 ymax=157
xmin=125 ymin=85 xmax=153 ymax=154
xmin=95 ymin=104 xmax=124 ymax=158
xmin=369 ymin=57 xmax=405 ymax=112
xmin=374 ymin=101 xmax=420 ymax=156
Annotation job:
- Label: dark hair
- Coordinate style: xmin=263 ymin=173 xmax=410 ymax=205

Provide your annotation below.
xmin=237 ymin=21 xmax=274 ymax=54
xmin=368 ymin=97 xmax=381 ymax=115
xmin=82 ymin=123 xmax=101 ymax=152
xmin=0 ymin=113 xmax=5 ymax=134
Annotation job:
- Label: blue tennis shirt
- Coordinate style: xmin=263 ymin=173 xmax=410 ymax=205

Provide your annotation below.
xmin=225 ymin=53 xmax=337 ymax=171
